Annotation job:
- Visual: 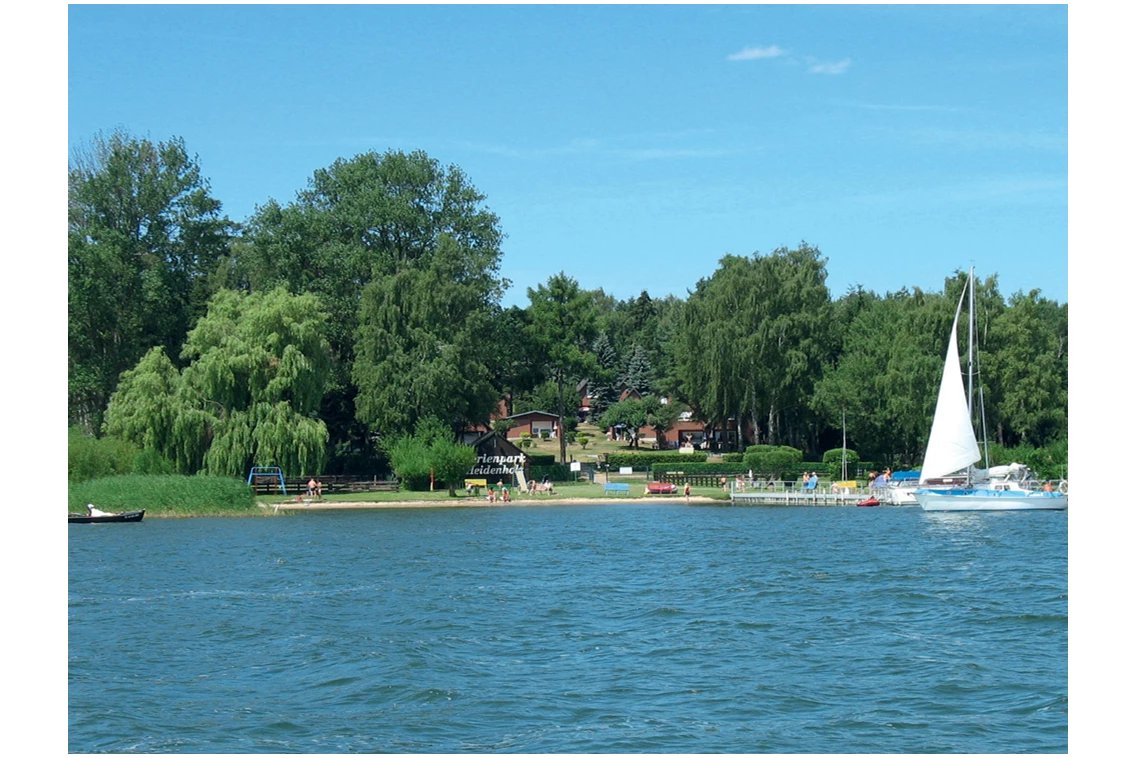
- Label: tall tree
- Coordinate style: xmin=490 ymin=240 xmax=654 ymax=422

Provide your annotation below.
xmin=984 ymin=290 xmax=1067 ymax=447
xmin=69 ymin=130 xmax=234 ymax=432
xmin=526 ymin=273 xmax=598 ymax=463
xmin=488 ymin=305 xmax=543 ymax=417
xmin=353 ymin=236 xmax=502 ymax=440
xmin=621 ymin=344 xmax=654 ymax=395
xmin=672 ymin=244 xmax=833 ymax=451
xmin=238 ymin=149 xmax=506 ymax=466
xmin=588 ymin=333 xmax=620 ymax=421
xmin=812 ymin=289 xmax=945 ymax=465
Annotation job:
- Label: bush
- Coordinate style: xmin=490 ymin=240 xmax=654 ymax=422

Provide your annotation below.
xmin=526 ymin=453 xmax=556 ymax=466
xmin=69 ymin=428 xmax=139 ymax=482
xmin=722 ymin=452 xmax=744 ymax=463
xmin=742 ymin=445 xmax=803 ymax=479
xmin=385 ymin=435 xmax=433 ymax=490
xmin=822 ymin=447 xmax=860 ymax=481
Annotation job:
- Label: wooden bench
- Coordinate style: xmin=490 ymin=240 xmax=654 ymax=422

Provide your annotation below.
xmin=604 ymin=482 xmax=631 ymax=496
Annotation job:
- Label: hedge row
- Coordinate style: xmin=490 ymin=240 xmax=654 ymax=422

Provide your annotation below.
xmin=650 ymin=462 xmax=752 ymax=479
xmin=529 ymin=464 xmax=573 ymax=482
xmin=606 ymin=452 xmax=708 ymax=468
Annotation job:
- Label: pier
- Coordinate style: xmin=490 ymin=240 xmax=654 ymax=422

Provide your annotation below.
xmin=727 ymin=482 xmax=881 ymax=506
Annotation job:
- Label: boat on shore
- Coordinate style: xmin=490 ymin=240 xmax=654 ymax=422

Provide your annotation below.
xmin=69 ymin=508 xmax=146 ymax=524
xmin=913 ymin=269 xmax=1067 ymax=512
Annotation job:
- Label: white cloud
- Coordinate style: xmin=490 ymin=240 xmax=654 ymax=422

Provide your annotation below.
xmin=727 ymin=45 xmax=786 ymax=61
xmin=808 ymin=58 xmax=852 ymax=75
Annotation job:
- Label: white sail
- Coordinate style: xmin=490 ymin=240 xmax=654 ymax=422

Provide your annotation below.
xmin=919 ymin=287 xmax=981 ymax=483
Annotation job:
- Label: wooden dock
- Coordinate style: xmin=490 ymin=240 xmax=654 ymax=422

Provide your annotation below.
xmin=728 ymin=484 xmax=880 ymax=507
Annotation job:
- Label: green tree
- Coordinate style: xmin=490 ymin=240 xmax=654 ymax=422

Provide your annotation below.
xmin=353 ymin=237 xmax=502 ymax=441
xmin=812 ymin=290 xmax=944 ymax=465
xmin=489 ymin=305 xmax=543 ymax=416
xmin=526 ymin=273 xmax=598 ymax=463
xmin=239 ymin=149 xmax=506 ymax=469
xmin=984 ymin=290 xmax=1067 ymax=447
xmin=672 ymin=244 xmax=833 ymax=451
xmin=587 ymin=333 xmax=620 ymax=421
xmin=599 ymin=397 xmax=650 ymax=449
xmin=621 ymin=344 xmax=654 ymax=395
xmin=383 ymin=416 xmax=476 ymax=494
xmin=429 ymin=439 xmax=479 ymax=496
xmin=104 ymin=288 xmax=332 ymax=476
xmin=69 ymin=130 xmax=235 ymax=432
xmin=645 ymin=398 xmax=686 ymax=448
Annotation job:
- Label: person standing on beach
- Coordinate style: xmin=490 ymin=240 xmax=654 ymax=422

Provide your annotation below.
xmin=684 ymin=482 xmax=691 ymax=504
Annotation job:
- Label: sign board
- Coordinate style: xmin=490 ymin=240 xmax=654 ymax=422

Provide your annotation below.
xmin=467 ymin=432 xmax=528 ymax=479
xmin=570 ymin=461 xmax=581 ymax=472
xmin=619 ymin=466 xmax=633 ymax=475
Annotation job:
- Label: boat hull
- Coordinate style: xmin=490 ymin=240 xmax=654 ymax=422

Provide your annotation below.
xmin=68 ymin=510 xmax=146 ymax=524
xmin=915 ymin=491 xmax=1067 ymax=511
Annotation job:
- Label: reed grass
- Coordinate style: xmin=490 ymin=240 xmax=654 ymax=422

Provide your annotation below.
xmin=68 ymin=475 xmax=260 ymax=517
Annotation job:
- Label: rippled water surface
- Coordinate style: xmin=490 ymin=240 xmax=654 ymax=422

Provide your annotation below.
xmin=69 ymin=504 xmax=1067 ymax=753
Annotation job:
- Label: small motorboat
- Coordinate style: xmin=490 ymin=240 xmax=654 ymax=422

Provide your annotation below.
xmin=856 ymin=497 xmax=880 ymax=507
xmin=69 ymin=509 xmax=146 ymax=524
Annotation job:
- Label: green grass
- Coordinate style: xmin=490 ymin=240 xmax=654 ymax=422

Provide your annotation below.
xmin=68 ymin=475 xmax=261 ymax=517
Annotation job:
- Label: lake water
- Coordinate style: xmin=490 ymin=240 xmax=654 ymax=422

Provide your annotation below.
xmin=68 ymin=503 xmax=1067 ymax=753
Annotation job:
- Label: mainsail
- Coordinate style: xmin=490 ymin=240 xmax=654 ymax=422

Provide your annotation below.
xmin=918 ymin=287 xmax=982 ymax=484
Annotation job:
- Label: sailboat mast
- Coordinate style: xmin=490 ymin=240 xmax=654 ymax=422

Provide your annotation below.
xmin=967 ymin=267 xmax=974 ymax=418
xmin=967 ymin=267 xmax=990 ymax=469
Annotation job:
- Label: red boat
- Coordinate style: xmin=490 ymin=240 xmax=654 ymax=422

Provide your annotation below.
xmin=646 ymin=482 xmax=678 ymax=494
xmin=856 ymin=497 xmax=880 ymax=507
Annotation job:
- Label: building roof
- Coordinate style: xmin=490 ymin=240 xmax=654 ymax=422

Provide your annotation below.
xmin=504 ymin=410 xmax=559 ymax=420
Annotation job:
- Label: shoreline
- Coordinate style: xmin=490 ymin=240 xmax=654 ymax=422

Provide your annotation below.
xmin=261 ymin=495 xmax=722 ymax=511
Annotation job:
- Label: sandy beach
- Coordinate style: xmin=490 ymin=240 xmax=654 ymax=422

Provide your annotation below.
xmin=263 ymin=495 xmax=720 ymax=511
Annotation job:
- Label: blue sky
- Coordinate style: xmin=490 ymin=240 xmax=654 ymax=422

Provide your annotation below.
xmin=68 ymin=4 xmax=1068 ymax=307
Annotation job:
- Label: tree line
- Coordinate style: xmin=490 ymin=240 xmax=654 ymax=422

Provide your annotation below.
xmin=69 ymin=130 xmax=1068 ymax=477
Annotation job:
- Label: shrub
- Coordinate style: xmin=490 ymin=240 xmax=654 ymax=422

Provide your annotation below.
xmin=527 ymin=453 xmax=556 ymax=466
xmin=742 ymin=445 xmax=803 ymax=479
xmin=651 ymin=462 xmax=751 ymax=479
xmin=822 ymin=447 xmax=860 ymax=481
xmin=69 ymin=427 xmax=139 ymax=482
xmin=722 ymin=452 xmax=744 ymax=463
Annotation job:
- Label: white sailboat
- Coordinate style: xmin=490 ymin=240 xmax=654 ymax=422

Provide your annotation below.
xmin=913 ymin=269 xmax=1068 ymax=512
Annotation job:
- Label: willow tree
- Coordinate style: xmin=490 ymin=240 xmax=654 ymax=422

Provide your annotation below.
xmin=672 ymin=245 xmax=833 ymax=450
xmin=104 ymin=287 xmax=332 ymax=476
